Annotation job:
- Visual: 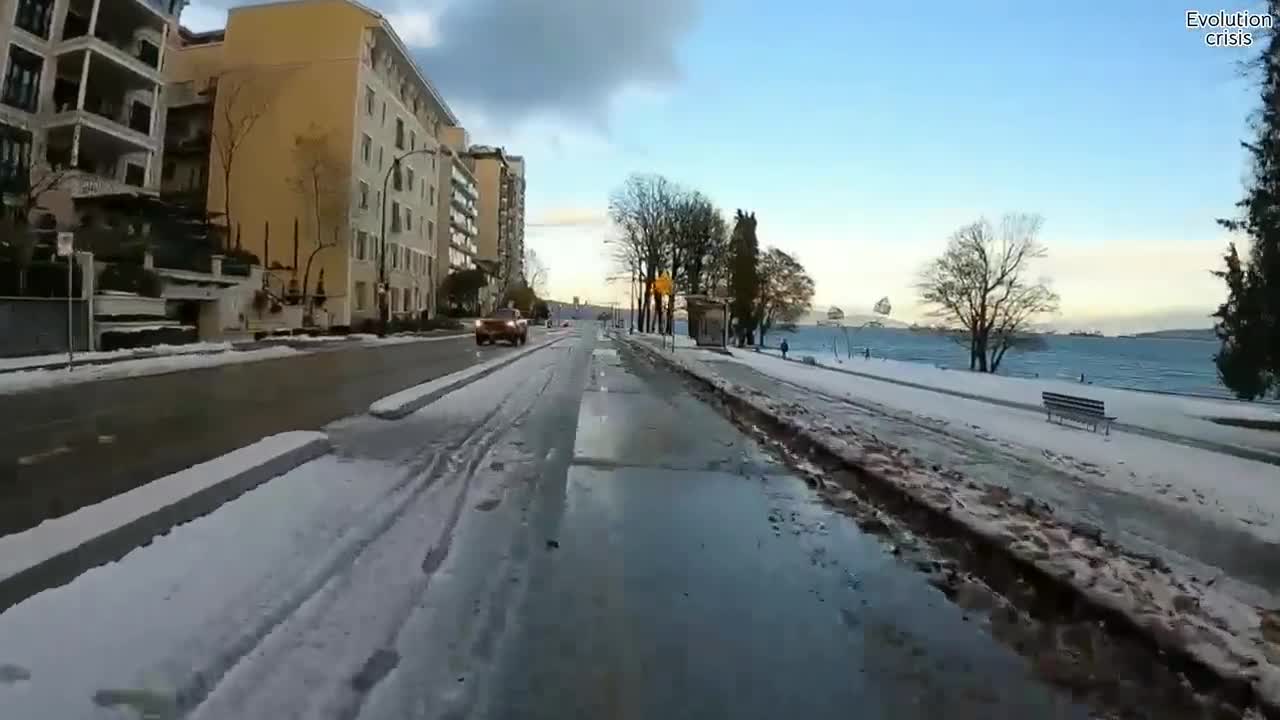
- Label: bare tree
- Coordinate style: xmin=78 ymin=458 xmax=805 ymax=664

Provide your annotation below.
xmin=288 ymin=126 xmax=348 ymax=318
xmin=524 ymin=246 xmax=549 ymax=295
xmin=608 ymin=174 xmax=678 ymax=332
xmin=916 ymin=213 xmax=1060 ymax=372
xmin=210 ymin=68 xmax=275 ymax=249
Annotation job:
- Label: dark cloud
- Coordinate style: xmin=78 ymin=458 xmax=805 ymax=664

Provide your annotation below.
xmin=183 ymin=0 xmax=696 ymax=122
xmin=414 ymin=0 xmax=699 ymax=123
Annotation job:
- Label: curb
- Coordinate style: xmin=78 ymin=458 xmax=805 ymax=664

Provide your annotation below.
xmin=369 ymin=334 xmax=567 ymax=420
xmin=0 ymin=431 xmax=331 ymax=614
xmin=623 ymin=336 xmax=1280 ymax=718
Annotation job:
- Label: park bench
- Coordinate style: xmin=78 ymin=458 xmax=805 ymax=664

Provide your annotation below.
xmin=1042 ymin=391 xmax=1116 ymax=435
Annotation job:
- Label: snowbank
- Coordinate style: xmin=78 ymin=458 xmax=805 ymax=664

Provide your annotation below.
xmin=0 ymin=431 xmax=330 ymax=613
xmin=0 ymin=342 xmax=235 ymax=372
xmin=0 ymin=346 xmax=301 ymax=396
xmin=369 ymin=335 xmax=562 ymax=419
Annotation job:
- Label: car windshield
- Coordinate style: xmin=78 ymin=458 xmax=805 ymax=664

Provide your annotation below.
xmin=492 ymin=309 xmax=519 ymax=319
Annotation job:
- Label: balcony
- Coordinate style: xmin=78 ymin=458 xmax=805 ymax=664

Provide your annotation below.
xmin=49 ymin=52 xmax=158 ymax=150
xmin=59 ymin=0 xmax=166 ymax=85
xmin=46 ymin=122 xmax=155 ymax=198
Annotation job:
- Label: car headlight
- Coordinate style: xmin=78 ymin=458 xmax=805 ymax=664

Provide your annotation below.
xmin=506 ymin=321 xmax=516 ymax=327
xmin=474 ymin=320 xmax=483 ymax=328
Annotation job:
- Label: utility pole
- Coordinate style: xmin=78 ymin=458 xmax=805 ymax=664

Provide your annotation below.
xmin=379 ymin=146 xmax=438 ymax=335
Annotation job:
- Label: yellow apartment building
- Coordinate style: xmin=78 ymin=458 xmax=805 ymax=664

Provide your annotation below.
xmin=164 ymin=0 xmax=456 ymax=327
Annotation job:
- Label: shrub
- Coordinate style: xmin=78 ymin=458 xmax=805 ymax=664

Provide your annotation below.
xmin=100 ymin=326 xmax=197 ymax=352
xmin=328 ymin=324 xmax=351 ymax=336
xmin=98 ymin=263 xmax=162 ymax=298
xmin=421 ymin=316 xmax=463 ymax=331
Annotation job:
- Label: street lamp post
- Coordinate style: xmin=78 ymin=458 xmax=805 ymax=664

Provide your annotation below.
xmin=380 ymin=146 xmax=440 ymax=335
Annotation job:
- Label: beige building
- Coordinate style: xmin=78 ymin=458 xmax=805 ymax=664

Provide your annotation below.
xmin=163 ymin=0 xmax=460 ymax=327
xmin=433 ymin=124 xmax=477 ymax=306
xmin=1 ymin=0 xmax=179 ymax=220
xmin=467 ymin=145 xmax=525 ymax=290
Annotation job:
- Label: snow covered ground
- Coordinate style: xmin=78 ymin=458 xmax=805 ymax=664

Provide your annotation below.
xmin=721 ymin=349 xmax=1280 ymax=542
xmin=752 ymin=347 xmax=1280 ymax=458
xmin=0 ymin=342 xmax=236 ymax=372
xmin=0 ymin=332 xmax=565 ymax=719
xmin=0 ymin=346 xmax=301 ymax=395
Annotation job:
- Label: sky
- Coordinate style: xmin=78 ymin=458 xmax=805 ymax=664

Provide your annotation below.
xmin=180 ymin=0 xmax=1265 ymax=334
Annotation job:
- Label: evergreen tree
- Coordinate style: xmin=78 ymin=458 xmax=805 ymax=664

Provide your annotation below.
xmin=728 ymin=210 xmax=759 ymax=347
xmin=1215 ymin=3 xmax=1280 ymax=400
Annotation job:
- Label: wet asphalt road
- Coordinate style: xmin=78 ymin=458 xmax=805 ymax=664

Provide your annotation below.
xmin=0 ymin=328 xmax=1093 ymax=719
xmin=319 ymin=330 xmax=1087 ymax=719
xmin=0 ymin=332 xmax=543 ymax=537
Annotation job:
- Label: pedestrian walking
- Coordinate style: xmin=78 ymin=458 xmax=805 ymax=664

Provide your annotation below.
xmin=780 ymin=339 xmax=789 ymax=360
xmin=864 ymin=347 xmax=871 ymax=360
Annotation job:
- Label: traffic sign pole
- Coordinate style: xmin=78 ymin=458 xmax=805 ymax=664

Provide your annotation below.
xmin=57 ymin=232 xmax=76 ymax=370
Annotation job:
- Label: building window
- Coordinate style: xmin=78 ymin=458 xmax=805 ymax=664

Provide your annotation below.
xmin=389 ymin=243 xmax=398 ymax=269
xmin=377 ymin=146 xmax=383 ymax=171
xmin=405 ymin=167 xmax=414 ymax=191
xmin=2 ymin=46 xmax=43 ymax=113
xmin=392 ymin=164 xmax=402 ymax=191
xmin=410 ymin=130 xmax=416 ymax=151
xmin=356 ymin=230 xmax=368 ymax=259
xmin=404 ymin=208 xmax=411 ymax=232
xmin=381 ymin=101 xmax=386 ymax=126
xmin=15 ymin=0 xmax=54 ymax=38
xmin=395 ymin=118 xmax=405 ymax=149
xmin=0 ymin=124 xmax=32 ymax=191
xmin=358 ymin=180 xmax=369 ymax=209
xmin=365 ymin=87 xmax=375 ymax=115
xmin=427 ymin=219 xmax=434 ymax=242
xmin=361 ymin=134 xmax=371 ymax=165
xmin=430 ymin=187 xmax=435 ymax=207
xmin=391 ymin=201 xmax=401 ymax=232
xmin=355 ymin=281 xmax=368 ymax=310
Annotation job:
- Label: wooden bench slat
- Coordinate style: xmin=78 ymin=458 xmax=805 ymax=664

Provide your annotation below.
xmin=1041 ymin=391 xmax=1115 ymax=435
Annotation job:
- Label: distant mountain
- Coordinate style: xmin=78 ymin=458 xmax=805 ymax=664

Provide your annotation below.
xmin=1134 ymin=328 xmax=1217 ymax=341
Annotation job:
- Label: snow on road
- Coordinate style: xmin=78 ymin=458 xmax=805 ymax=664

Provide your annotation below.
xmin=0 ymin=336 xmax=562 ymax=719
xmin=0 ymin=346 xmax=302 ymax=396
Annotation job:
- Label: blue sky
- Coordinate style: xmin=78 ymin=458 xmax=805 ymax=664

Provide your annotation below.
xmin=184 ymin=1 xmax=1262 ymax=332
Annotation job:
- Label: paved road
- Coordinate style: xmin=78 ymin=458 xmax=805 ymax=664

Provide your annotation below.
xmin=0 ymin=329 xmax=1110 ymax=719
xmin=0 ymin=331 xmax=548 ymax=537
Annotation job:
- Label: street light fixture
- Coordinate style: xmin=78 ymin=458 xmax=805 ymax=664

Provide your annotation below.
xmin=380 ymin=146 xmax=440 ymax=335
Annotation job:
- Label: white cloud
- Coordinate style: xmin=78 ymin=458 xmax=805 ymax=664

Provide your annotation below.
xmin=385 ymin=10 xmax=440 ymax=48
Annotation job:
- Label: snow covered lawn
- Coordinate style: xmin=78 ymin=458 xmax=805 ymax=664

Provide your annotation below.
xmin=724 ymin=349 xmax=1280 ymax=545
xmin=0 ymin=346 xmax=302 ymax=396
xmin=750 ymin=347 xmax=1280 ymax=457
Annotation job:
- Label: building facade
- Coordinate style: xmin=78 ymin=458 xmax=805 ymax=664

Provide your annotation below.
xmin=433 ymin=124 xmax=477 ymax=303
xmin=164 ymin=0 xmax=457 ymax=327
xmin=467 ymin=145 xmax=525 ymax=292
xmin=1 ymin=0 xmax=181 ymax=221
